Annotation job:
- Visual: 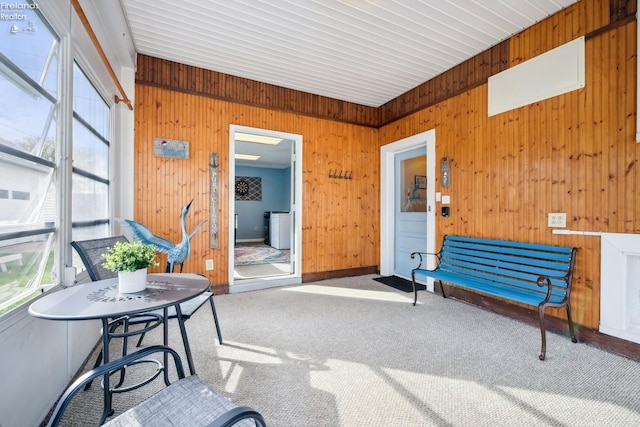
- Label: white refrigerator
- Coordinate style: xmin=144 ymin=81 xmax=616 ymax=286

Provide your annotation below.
xmin=269 ymin=212 xmax=291 ymax=250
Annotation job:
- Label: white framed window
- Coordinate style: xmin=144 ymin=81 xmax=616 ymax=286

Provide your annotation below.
xmin=0 ymin=5 xmax=59 ymax=314
xmin=0 ymin=6 xmax=113 ymax=315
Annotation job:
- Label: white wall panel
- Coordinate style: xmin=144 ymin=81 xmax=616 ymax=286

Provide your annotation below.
xmin=488 ymin=36 xmax=585 ymax=117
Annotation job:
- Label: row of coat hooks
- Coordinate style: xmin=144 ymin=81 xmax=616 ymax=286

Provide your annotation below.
xmin=328 ymin=170 xmax=353 ymax=180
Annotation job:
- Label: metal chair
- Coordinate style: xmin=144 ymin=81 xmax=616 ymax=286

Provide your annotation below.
xmin=71 ymin=237 xmax=223 ymax=372
xmin=47 ymin=345 xmax=266 ymax=427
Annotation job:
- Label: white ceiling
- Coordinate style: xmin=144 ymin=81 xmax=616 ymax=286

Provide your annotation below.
xmin=120 ymin=0 xmax=577 ymax=108
xmin=235 ymin=139 xmax=293 ymax=169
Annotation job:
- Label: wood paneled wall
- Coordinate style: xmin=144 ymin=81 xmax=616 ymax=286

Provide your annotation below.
xmin=134 ymin=0 xmax=637 ymax=331
xmin=380 ymin=1 xmax=638 ymax=329
xmin=133 ymin=85 xmax=379 ymax=293
xmin=136 ymin=55 xmax=379 ymax=128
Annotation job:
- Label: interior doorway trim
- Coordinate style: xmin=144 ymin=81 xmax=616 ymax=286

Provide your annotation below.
xmin=228 ymin=125 xmax=303 ymax=293
xmin=380 ymin=129 xmax=436 ymax=292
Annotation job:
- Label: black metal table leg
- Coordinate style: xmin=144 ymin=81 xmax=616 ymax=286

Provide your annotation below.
xmin=175 ymin=304 xmax=196 ymax=375
xmin=99 ymin=318 xmax=114 ymax=424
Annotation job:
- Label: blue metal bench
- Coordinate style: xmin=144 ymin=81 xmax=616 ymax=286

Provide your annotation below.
xmin=411 ymin=235 xmax=578 ymax=360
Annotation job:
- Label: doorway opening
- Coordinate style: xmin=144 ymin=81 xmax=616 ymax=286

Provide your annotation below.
xmin=380 ymin=130 xmax=436 ymax=292
xmin=229 ymin=125 xmax=302 ymax=292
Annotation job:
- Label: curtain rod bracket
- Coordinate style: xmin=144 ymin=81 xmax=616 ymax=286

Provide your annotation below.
xmin=115 ymin=95 xmax=133 ymax=110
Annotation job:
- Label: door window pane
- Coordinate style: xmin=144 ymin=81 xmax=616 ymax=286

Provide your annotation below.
xmin=400 ymin=155 xmax=427 ymax=213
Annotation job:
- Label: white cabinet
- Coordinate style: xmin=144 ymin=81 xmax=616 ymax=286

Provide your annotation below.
xmin=270 ymin=212 xmax=291 ymax=249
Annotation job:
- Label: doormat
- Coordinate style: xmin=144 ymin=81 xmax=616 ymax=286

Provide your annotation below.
xmin=373 ymin=276 xmax=425 ymax=293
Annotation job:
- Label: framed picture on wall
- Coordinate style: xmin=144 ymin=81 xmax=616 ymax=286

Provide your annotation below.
xmin=415 ymin=175 xmax=427 ymax=189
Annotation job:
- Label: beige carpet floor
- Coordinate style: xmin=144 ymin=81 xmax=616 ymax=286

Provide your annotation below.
xmin=50 ymin=274 xmax=640 ymax=426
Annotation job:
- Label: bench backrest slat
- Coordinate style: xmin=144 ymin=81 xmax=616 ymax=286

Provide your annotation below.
xmin=439 ymin=259 xmax=568 ymax=298
xmin=443 ymin=247 xmax=572 ymax=273
xmin=445 ymin=235 xmax=574 ymax=256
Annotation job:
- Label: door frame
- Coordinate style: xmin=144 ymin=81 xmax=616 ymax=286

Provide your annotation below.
xmin=228 ymin=124 xmax=303 ymax=292
xmin=380 ymin=129 xmax=436 ymax=292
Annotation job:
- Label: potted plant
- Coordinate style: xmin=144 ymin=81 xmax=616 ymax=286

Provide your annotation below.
xmin=102 ymin=240 xmax=159 ymax=293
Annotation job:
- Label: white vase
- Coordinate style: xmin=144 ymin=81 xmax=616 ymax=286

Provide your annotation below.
xmin=118 ymin=268 xmax=148 ymax=293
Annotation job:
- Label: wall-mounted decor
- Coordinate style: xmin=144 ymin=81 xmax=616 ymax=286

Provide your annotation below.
xmin=210 ymin=153 xmax=218 ymax=248
xmin=415 ymin=175 xmax=426 ymax=189
xmin=235 ymin=176 xmax=262 ymax=201
xmin=153 ymin=138 xmax=189 ymax=159
xmin=441 ymin=158 xmax=450 ymax=188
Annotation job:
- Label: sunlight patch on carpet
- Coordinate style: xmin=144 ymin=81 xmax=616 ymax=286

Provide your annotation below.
xmin=281 ymin=284 xmax=414 ymax=303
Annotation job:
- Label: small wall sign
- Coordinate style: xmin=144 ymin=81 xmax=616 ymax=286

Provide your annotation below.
xmin=154 ymin=138 xmax=189 ymax=159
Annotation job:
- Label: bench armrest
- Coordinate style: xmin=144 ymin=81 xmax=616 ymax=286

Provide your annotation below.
xmin=410 ymin=251 xmax=440 ymax=270
xmin=47 ymin=345 xmax=185 ymax=427
xmin=536 ymin=274 xmax=571 ymax=303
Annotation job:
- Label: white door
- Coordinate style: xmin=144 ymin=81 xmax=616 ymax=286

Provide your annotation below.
xmin=394 ymin=147 xmax=427 ymax=279
xmin=229 ymin=125 xmax=303 ymax=292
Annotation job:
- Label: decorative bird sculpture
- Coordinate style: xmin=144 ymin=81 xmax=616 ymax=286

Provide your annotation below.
xmin=119 ymin=200 xmax=207 ymax=273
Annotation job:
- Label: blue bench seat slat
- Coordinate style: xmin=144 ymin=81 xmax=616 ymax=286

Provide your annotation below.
xmin=415 ymin=267 xmax=568 ymax=302
xmin=411 ymin=234 xmax=578 ymax=361
xmin=413 ymin=269 xmax=566 ymax=306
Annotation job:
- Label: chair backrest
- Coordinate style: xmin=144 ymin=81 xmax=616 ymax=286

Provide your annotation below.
xmin=71 ymin=236 xmax=129 ymax=281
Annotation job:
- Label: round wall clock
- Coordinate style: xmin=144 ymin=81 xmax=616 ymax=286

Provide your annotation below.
xmin=235 ymin=179 xmax=250 ymax=196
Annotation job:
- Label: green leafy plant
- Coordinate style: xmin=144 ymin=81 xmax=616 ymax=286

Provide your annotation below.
xmin=102 ymin=241 xmax=159 ymax=273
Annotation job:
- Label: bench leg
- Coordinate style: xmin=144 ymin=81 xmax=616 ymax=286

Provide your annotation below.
xmin=538 ymin=305 xmax=547 ymax=361
xmin=439 ymin=280 xmax=447 ymax=298
xmin=411 ymin=271 xmax=418 ymax=306
xmin=566 ymin=305 xmax=578 ymax=343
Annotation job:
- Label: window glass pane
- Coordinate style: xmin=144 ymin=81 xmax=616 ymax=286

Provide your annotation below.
xmin=0 ymin=233 xmax=55 ymax=314
xmin=73 ymin=64 xmax=109 ymax=140
xmin=0 ymin=7 xmax=58 ymax=97
xmin=72 ymin=173 xmax=108 ymax=221
xmin=0 ymin=73 xmax=56 ymax=158
xmin=0 ymin=152 xmax=54 ymax=225
xmin=400 ymin=155 xmax=427 ymax=213
xmin=71 ymin=223 xmax=109 ymax=273
xmin=72 ymin=118 xmax=108 ymax=178
xmin=71 ymin=63 xmax=110 ymax=247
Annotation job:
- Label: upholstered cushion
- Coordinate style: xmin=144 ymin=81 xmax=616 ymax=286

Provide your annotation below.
xmin=103 ymin=375 xmax=256 ymax=427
